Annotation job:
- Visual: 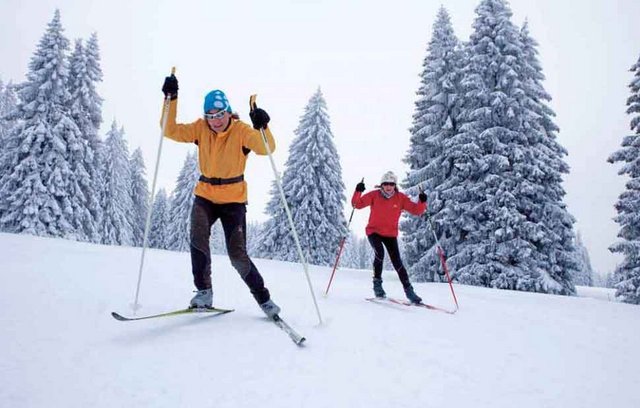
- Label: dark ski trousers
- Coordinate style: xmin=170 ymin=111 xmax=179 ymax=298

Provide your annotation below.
xmin=367 ymin=233 xmax=411 ymax=288
xmin=190 ymin=196 xmax=270 ymax=305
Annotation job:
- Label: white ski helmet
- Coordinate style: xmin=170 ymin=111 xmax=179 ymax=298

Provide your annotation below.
xmin=380 ymin=171 xmax=398 ymax=185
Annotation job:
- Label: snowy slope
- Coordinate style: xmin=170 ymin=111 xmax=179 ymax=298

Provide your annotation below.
xmin=1 ymin=232 xmax=638 ymax=408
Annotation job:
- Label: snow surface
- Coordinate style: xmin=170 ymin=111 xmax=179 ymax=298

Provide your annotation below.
xmin=1 ymin=232 xmax=638 ymax=408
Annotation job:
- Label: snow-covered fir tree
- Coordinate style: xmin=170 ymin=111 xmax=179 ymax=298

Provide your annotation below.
xmin=0 ymin=79 xmax=19 ymax=225
xmin=441 ymin=0 xmax=575 ymax=294
xmin=573 ymin=232 xmax=594 ymax=286
xmin=67 ymin=35 xmax=104 ymax=242
xmin=0 ymin=10 xmax=97 ymax=241
xmin=246 ymin=220 xmax=263 ymax=257
xmin=257 ymin=181 xmax=291 ymax=258
xmin=149 ymin=188 xmax=170 ymax=250
xmin=129 ymin=148 xmax=149 ymax=247
xmin=401 ymin=6 xmax=465 ymax=283
xmin=607 ymin=51 xmax=640 ymax=304
xmin=0 ymin=79 xmax=19 ymax=184
xmin=346 ymin=236 xmax=394 ymax=271
xmin=210 ymin=222 xmax=227 ymax=256
xmin=357 ymin=236 xmax=375 ymax=270
xmin=166 ymin=151 xmax=198 ymax=251
xmin=258 ymin=88 xmax=348 ymax=265
xmin=593 ymin=273 xmax=616 ymax=289
xmin=0 ymin=78 xmax=19 ymax=148
xmin=84 ymin=34 xmax=107 ymax=233
xmin=100 ymin=121 xmax=134 ymax=245
xmin=517 ymin=21 xmax=580 ymax=293
xmin=338 ymin=232 xmax=360 ymax=269
xmin=340 ymin=233 xmax=382 ymax=270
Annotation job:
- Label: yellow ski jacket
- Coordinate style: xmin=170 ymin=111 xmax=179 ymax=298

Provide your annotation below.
xmin=161 ymin=99 xmax=276 ymax=204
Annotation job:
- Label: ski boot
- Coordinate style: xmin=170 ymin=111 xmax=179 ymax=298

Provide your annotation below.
xmin=189 ymin=288 xmax=213 ymax=309
xmin=260 ymin=299 xmax=281 ymax=318
xmin=373 ymin=278 xmax=386 ymax=298
xmin=404 ymin=285 xmax=422 ymax=304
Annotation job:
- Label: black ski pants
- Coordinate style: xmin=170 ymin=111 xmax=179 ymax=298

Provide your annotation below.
xmin=367 ymin=233 xmax=411 ymax=288
xmin=190 ymin=196 xmax=270 ymax=305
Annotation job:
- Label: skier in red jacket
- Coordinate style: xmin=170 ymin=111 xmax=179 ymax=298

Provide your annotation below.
xmin=351 ymin=171 xmax=427 ymax=303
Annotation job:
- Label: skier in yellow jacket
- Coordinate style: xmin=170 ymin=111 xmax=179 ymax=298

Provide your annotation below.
xmin=160 ymin=74 xmax=280 ymax=318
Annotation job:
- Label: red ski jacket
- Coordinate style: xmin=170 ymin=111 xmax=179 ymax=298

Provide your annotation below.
xmin=351 ymin=190 xmax=427 ymax=238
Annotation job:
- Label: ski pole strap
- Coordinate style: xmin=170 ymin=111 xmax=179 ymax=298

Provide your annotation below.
xmin=199 ymin=174 xmax=244 ymax=185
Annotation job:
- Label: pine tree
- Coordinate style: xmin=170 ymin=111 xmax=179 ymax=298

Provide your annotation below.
xmin=340 ymin=232 xmax=361 ymax=269
xmin=258 ymin=88 xmax=348 ymax=265
xmin=67 ymin=35 xmax=104 ymax=242
xmin=518 ymin=21 xmax=580 ymax=293
xmin=129 ymin=148 xmax=149 ymax=247
xmin=149 ymin=188 xmax=170 ymax=250
xmin=592 ymin=273 xmax=615 ymax=289
xmin=573 ymin=232 xmax=594 ymax=286
xmin=0 ymin=78 xmax=19 ymax=142
xmin=607 ymin=51 xmax=640 ymax=304
xmin=258 ymin=180 xmax=291 ymax=258
xmin=166 ymin=151 xmax=198 ymax=251
xmin=82 ymin=33 xmax=103 ymax=134
xmin=445 ymin=0 xmax=575 ymax=294
xmin=401 ymin=6 xmax=465 ymax=283
xmin=361 ymin=237 xmax=375 ymax=269
xmin=246 ymin=220 xmax=263 ymax=257
xmin=84 ymin=34 xmax=107 ymax=238
xmin=0 ymin=79 xmax=19 ymax=188
xmin=0 ymin=79 xmax=17 ymax=225
xmin=0 ymin=10 xmax=95 ymax=241
xmin=342 ymin=233 xmax=377 ymax=270
xmin=100 ymin=121 xmax=134 ymax=245
xmin=343 ymin=236 xmax=394 ymax=271
xmin=210 ymin=222 xmax=227 ymax=256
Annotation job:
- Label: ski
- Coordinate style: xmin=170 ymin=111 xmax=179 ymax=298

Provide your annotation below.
xmin=366 ymin=297 xmax=406 ymax=306
xmin=365 ymin=297 xmax=411 ymax=310
xmin=111 ymin=306 xmax=234 ymax=321
xmin=271 ymin=315 xmax=306 ymax=346
xmin=366 ymin=297 xmax=457 ymax=314
xmin=401 ymin=300 xmax=457 ymax=314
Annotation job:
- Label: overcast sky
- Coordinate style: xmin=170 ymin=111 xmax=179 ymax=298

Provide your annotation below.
xmin=1 ymin=0 xmax=639 ymax=277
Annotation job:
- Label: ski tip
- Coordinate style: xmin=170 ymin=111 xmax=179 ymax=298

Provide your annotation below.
xmin=111 ymin=312 xmax=127 ymax=321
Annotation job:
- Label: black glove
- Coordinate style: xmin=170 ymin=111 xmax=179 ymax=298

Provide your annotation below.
xmin=249 ymin=108 xmax=270 ymax=130
xmin=419 ymin=192 xmax=427 ymax=203
xmin=355 ymin=182 xmax=365 ymax=192
xmin=162 ymin=75 xmax=178 ymax=100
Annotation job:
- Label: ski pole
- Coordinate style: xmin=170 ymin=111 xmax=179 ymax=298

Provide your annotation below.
xmin=131 ymin=66 xmax=175 ymax=314
xmin=250 ymin=94 xmax=323 ymax=325
xmin=324 ymin=178 xmax=362 ymax=296
xmin=419 ymin=184 xmax=459 ymax=312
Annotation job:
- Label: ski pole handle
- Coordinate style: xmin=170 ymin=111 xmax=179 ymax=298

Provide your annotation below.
xmin=249 ymin=94 xmax=271 ymax=147
xmin=349 ymin=177 xmax=364 ymax=216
